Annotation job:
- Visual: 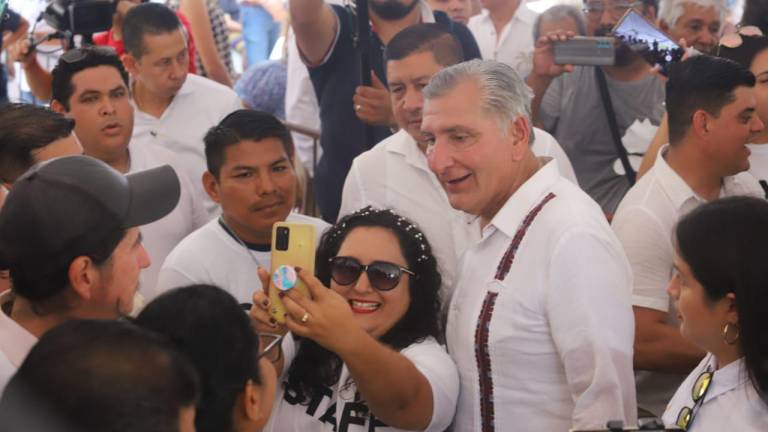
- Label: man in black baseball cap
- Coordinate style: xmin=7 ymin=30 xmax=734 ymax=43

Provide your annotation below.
xmin=0 ymin=155 xmax=180 ymax=392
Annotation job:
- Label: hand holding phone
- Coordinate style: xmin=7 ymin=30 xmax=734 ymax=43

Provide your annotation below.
xmin=267 ymin=222 xmax=317 ymax=324
xmin=612 ymin=9 xmax=684 ymax=76
xmin=554 ymin=36 xmax=616 ymax=66
xmin=531 ymin=30 xmax=578 ymax=80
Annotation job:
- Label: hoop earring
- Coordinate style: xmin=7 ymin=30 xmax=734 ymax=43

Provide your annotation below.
xmin=722 ymin=323 xmax=740 ymax=345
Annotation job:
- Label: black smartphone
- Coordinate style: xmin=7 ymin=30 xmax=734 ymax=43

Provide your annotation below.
xmin=613 ymin=9 xmax=684 ymax=76
xmin=554 ymin=36 xmax=616 ymax=66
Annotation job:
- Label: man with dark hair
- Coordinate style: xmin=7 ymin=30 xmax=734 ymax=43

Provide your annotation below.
xmin=340 ymin=24 xmax=576 ymax=303
xmin=612 ymin=55 xmax=765 ymax=417
xmin=0 ymin=155 xmax=180 ymax=392
xmin=290 ymin=0 xmax=481 ymax=222
xmin=157 ymin=110 xmax=328 ymax=302
xmin=136 ymin=285 xmax=276 ymax=432
xmin=528 ymin=0 xmax=666 ymax=215
xmin=49 ymin=46 xmax=208 ymax=295
xmin=122 ymin=3 xmax=242 ymax=218
xmin=0 ymin=319 xmax=199 ymax=432
xmin=0 ymin=104 xmax=82 ymax=183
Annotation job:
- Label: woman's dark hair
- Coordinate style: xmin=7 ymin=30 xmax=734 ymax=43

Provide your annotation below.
xmin=285 ymin=207 xmax=442 ymax=404
xmin=135 ymin=285 xmax=262 ymax=432
xmin=717 ymin=35 xmax=768 ymax=71
xmin=675 ymin=196 xmax=768 ymax=406
xmin=741 ymin=0 xmax=768 ymax=35
xmin=0 ymin=319 xmax=199 ymax=432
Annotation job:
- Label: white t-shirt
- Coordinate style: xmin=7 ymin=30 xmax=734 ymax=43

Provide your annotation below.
xmin=131 ymin=74 xmax=242 ymax=218
xmin=0 ymin=291 xmax=37 ymax=394
xmin=662 ymin=355 xmax=768 ymax=431
xmin=286 ymin=32 xmax=322 ymax=176
xmin=156 ymin=213 xmax=329 ymax=303
xmin=263 ymin=336 xmax=459 ymax=432
xmin=468 ymin=6 xmax=537 ymax=78
xmin=447 ymin=160 xmax=637 ymax=431
xmin=130 ymin=143 xmax=210 ymax=298
xmin=747 ymin=143 xmax=768 ymax=193
xmin=612 ymin=145 xmax=764 ymax=416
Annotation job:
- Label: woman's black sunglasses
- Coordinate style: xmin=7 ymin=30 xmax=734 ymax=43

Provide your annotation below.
xmin=328 ymin=256 xmax=415 ymax=291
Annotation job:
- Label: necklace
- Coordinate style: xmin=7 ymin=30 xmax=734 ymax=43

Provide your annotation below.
xmin=218 ymin=217 xmax=266 ymax=269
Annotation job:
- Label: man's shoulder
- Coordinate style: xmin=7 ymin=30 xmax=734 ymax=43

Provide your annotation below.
xmin=182 ymin=74 xmax=240 ymax=104
xmin=163 ymin=219 xmax=223 ymax=266
xmin=354 ymin=131 xmax=408 ymax=164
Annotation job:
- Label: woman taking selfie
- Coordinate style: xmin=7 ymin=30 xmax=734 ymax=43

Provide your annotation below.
xmin=250 ymin=207 xmax=458 ymax=431
xmin=662 ymin=197 xmax=768 ymax=430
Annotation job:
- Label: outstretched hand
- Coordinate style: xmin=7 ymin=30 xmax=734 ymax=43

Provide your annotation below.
xmin=280 ymin=268 xmax=367 ymax=355
xmin=531 ymin=30 xmax=576 ymax=79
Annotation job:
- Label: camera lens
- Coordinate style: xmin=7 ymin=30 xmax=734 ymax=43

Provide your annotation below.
xmin=275 ymin=227 xmax=290 ymax=251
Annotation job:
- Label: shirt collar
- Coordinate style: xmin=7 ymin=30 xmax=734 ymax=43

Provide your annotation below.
xmin=703 ymin=355 xmax=750 ymax=404
xmin=0 ymin=290 xmax=37 ymax=369
xmin=387 ymin=130 xmax=430 ymax=169
xmin=653 ymin=145 xmax=748 ymax=210
xmin=487 ymin=159 xmax=560 ymax=238
xmin=652 ymin=145 xmax=700 ymax=210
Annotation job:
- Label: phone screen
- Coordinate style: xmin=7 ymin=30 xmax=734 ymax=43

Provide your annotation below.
xmin=613 ymin=9 xmax=684 ymax=76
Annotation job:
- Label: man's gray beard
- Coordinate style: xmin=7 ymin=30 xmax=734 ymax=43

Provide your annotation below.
xmin=369 ymin=0 xmax=419 ymax=20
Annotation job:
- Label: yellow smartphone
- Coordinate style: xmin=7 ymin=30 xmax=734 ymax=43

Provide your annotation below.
xmin=268 ymin=222 xmax=317 ymax=324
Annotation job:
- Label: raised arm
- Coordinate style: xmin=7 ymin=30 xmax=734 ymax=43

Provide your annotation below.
xmin=289 ymin=0 xmax=338 ymax=66
xmin=280 ymin=269 xmax=454 ymax=430
xmin=7 ymin=39 xmax=53 ymax=101
xmin=526 ymin=31 xmax=574 ymax=127
xmin=179 ymin=0 xmax=232 ymax=86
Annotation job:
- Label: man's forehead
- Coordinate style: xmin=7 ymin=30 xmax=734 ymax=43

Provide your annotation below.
xmin=678 ymin=3 xmax=720 ymax=21
xmin=71 ymin=67 xmax=126 ymax=93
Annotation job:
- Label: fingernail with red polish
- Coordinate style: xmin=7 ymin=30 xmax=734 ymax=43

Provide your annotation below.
xmin=278 ymin=292 xmax=286 ymax=298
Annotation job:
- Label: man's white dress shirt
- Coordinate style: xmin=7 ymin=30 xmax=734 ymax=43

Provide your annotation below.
xmin=0 ymin=291 xmax=36 ymax=394
xmin=612 ymin=145 xmax=764 ymax=416
xmin=447 ymin=160 xmax=637 ymax=431
xmin=662 ymin=355 xmax=768 ymax=431
xmin=129 ymin=143 xmax=210 ymax=298
xmin=131 ymin=74 xmax=242 ymax=217
xmin=339 ymin=128 xmax=577 ymax=304
xmin=468 ymin=5 xmax=537 ymax=78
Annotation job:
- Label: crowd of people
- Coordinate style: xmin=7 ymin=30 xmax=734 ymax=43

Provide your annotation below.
xmin=1 ymin=0 xmax=767 ymax=431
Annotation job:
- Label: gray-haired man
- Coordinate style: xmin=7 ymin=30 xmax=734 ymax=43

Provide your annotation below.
xmin=421 ymin=59 xmax=637 ymax=430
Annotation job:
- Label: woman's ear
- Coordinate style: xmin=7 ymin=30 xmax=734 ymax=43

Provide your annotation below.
xmin=241 ymin=378 xmax=273 ymax=429
xmin=724 ymin=292 xmax=739 ymax=323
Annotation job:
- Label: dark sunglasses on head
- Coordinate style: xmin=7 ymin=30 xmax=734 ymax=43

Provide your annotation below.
xmin=675 ymin=368 xmax=713 ymax=430
xmin=60 ymin=46 xmax=119 ymax=64
xmin=328 ymin=256 xmax=415 ymax=291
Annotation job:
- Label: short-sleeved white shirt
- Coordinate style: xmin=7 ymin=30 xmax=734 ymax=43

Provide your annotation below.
xmin=156 ymin=213 xmax=329 ymax=303
xmin=662 ymin=355 xmax=768 ymax=431
xmin=0 ymin=291 xmax=37 ymax=394
xmin=338 ymin=128 xmax=577 ymax=304
xmin=612 ymin=145 xmax=764 ymax=415
xmin=131 ymin=74 xmax=242 ymax=218
xmin=262 ymin=336 xmax=459 ymax=432
xmin=129 ymin=143 xmax=211 ymax=298
xmin=468 ymin=6 xmax=537 ymax=78
xmin=447 ymin=160 xmax=637 ymax=431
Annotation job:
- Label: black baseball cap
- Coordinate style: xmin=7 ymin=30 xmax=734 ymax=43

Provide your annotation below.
xmin=0 ymin=156 xmax=180 ymax=298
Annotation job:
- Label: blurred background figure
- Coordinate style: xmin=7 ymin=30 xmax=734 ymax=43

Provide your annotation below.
xmin=0 ymin=320 xmax=200 ymax=432
xmin=532 ymin=3 xmax=587 ymax=41
xmin=426 ymin=0 xmax=475 ymax=24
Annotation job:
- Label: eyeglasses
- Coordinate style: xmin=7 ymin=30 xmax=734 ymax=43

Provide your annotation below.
xmin=675 ymin=367 xmax=713 ymax=430
xmin=718 ymin=26 xmax=764 ymax=54
xmin=257 ymin=333 xmax=284 ymax=363
xmin=328 ymin=256 xmax=415 ymax=291
xmin=60 ymin=46 xmax=119 ymax=64
xmin=582 ymin=1 xmax=640 ymax=21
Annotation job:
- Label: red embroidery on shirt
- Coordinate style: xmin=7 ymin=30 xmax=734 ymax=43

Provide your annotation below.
xmin=494 ymin=192 xmax=557 ymax=281
xmin=475 ymin=192 xmax=557 ymax=432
